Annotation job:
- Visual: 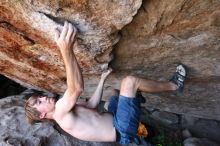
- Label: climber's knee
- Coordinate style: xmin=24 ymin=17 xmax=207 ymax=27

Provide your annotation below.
xmin=120 ymin=76 xmax=138 ymax=98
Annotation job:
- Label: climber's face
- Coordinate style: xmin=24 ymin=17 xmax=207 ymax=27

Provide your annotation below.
xmin=33 ymin=96 xmax=56 ymax=119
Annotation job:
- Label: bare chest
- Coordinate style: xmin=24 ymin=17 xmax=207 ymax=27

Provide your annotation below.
xmin=57 ymin=106 xmax=116 ymax=141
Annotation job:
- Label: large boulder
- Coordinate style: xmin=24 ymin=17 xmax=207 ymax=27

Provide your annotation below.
xmin=0 ymin=0 xmax=142 ymax=93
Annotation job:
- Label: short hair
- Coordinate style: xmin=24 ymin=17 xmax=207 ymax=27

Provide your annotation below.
xmin=24 ymin=95 xmax=45 ymax=124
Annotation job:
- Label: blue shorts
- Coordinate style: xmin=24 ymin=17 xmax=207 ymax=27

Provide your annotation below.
xmin=107 ymin=95 xmax=141 ymax=145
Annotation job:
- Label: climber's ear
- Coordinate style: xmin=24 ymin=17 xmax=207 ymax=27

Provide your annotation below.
xmin=39 ymin=112 xmax=46 ymax=119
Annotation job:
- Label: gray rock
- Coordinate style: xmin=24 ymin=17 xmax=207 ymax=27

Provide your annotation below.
xmin=184 ymin=137 xmax=220 ymax=146
xmin=182 ymin=129 xmax=192 ymax=139
xmin=151 ymin=111 xmax=179 ymax=125
xmin=181 ymin=115 xmax=220 ymax=143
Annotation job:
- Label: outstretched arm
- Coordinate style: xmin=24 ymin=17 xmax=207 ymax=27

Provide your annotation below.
xmin=86 ymin=68 xmax=112 ymax=109
xmin=55 ymin=21 xmax=84 ymax=116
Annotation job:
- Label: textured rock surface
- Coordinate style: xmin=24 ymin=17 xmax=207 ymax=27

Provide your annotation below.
xmin=184 ymin=137 xmax=220 ymax=146
xmin=151 ymin=111 xmax=179 ymax=125
xmin=0 ymin=0 xmax=142 ymax=93
xmin=181 ymin=115 xmax=220 ymax=143
xmin=0 ymin=0 xmax=220 ymax=125
xmin=111 ymin=0 xmax=220 ymax=121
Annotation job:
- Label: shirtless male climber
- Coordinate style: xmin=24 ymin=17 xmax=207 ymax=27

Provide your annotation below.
xmin=24 ymin=21 xmax=187 ymax=145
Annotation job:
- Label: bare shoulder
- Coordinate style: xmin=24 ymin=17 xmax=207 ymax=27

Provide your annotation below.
xmin=54 ymin=98 xmax=76 ymax=128
xmin=54 ymin=97 xmax=72 ymax=119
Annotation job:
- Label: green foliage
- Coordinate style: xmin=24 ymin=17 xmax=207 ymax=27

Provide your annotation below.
xmin=151 ymin=134 xmax=182 ymax=146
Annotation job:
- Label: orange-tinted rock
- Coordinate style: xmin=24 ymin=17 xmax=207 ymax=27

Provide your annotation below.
xmin=0 ymin=0 xmax=142 ymax=93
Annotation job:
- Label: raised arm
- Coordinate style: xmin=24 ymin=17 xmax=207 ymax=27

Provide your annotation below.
xmin=55 ymin=21 xmax=84 ymax=116
xmin=86 ymin=68 xmax=112 ymax=109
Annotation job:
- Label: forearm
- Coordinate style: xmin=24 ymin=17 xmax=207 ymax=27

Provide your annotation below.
xmin=87 ymin=69 xmax=112 ymax=108
xmin=62 ymin=49 xmax=84 ymax=96
xmin=87 ymin=78 xmax=105 ymax=108
xmin=62 ymin=50 xmax=84 ymax=93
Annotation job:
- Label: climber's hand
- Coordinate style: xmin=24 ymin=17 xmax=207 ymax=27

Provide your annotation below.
xmin=55 ymin=21 xmax=77 ymax=54
xmin=101 ymin=68 xmax=113 ymax=80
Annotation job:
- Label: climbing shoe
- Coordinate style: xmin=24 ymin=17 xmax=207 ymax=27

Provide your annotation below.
xmin=170 ymin=64 xmax=187 ymax=93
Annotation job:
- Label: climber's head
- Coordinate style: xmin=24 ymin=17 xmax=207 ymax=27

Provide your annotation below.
xmin=24 ymin=95 xmax=58 ymax=124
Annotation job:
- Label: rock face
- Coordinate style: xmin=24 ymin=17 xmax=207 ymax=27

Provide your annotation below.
xmin=111 ymin=0 xmax=220 ymax=121
xmin=184 ymin=137 xmax=220 ymax=146
xmin=0 ymin=0 xmax=220 ymax=124
xmin=182 ymin=115 xmax=220 ymax=143
xmin=0 ymin=0 xmax=142 ymax=93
